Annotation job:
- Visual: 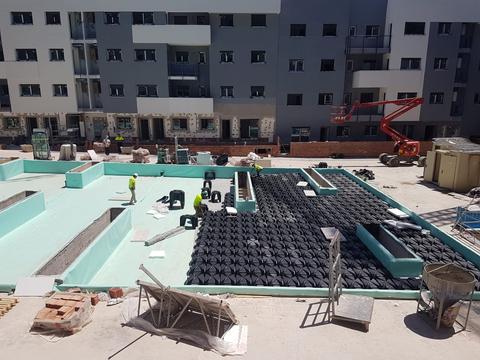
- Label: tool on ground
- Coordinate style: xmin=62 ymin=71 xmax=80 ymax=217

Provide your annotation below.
xmin=327 ymin=229 xmax=374 ymax=331
xmin=331 ymin=97 xmax=426 ymax=167
xmin=144 ymin=226 xmax=186 ymax=246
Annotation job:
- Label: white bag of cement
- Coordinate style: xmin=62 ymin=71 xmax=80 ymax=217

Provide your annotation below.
xmin=383 ymin=219 xmax=422 ymax=231
xmin=247 ymin=152 xmax=261 ymax=160
xmin=149 ymin=250 xmax=166 ymax=258
xmin=387 ymin=208 xmax=410 ymax=219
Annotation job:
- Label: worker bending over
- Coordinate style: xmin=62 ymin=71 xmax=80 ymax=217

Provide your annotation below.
xmin=129 ymin=173 xmax=138 ymax=205
xmin=254 ymin=163 xmax=263 ymax=177
xmin=194 ymin=191 xmax=208 ymax=217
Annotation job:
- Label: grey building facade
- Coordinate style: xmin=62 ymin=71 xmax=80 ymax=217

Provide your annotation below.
xmin=0 ymin=0 xmax=479 ymax=145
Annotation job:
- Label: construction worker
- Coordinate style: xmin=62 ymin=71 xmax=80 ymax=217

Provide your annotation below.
xmin=194 ymin=191 xmax=208 ymax=217
xmin=254 ymin=163 xmax=263 ymax=177
xmin=115 ymin=134 xmax=125 ymax=153
xmin=103 ymin=135 xmax=111 ymax=155
xmin=129 ymin=173 xmax=138 ymax=205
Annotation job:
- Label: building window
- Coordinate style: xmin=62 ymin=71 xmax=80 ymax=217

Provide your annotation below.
xmin=251 ymin=14 xmax=266 ymax=27
xmin=320 ymin=59 xmax=335 ymax=71
xmin=397 ymin=92 xmax=418 ymax=99
xmin=287 ymin=94 xmax=302 ymax=106
xmin=474 ymin=93 xmax=480 ymax=104
xmin=323 ymin=24 xmax=337 ymax=36
xmin=117 ymin=117 xmax=132 ymax=130
xmin=20 ymin=84 xmax=41 ymax=97
xmin=400 ymin=58 xmax=421 ymax=70
xmin=107 ymin=49 xmax=122 ymax=62
xmin=176 ymin=86 xmax=190 ymax=97
xmin=291 ymin=127 xmax=310 ymax=142
xmin=199 ymin=86 xmax=208 ymax=97
xmin=289 ymin=59 xmax=304 ymax=72
xmin=45 ymin=12 xmax=61 ymax=25
xmin=336 ymin=126 xmax=350 ymax=137
xmin=220 ymin=51 xmax=234 ymax=63
xmin=110 ymin=84 xmax=124 ymax=97
xmin=290 ymin=24 xmax=306 ymax=37
xmin=219 ymin=14 xmax=233 ymax=27
xmin=251 ymin=86 xmax=265 ymax=98
xmin=172 ymin=118 xmax=188 ymax=130
xmin=49 ymin=48 xmax=65 ymax=61
xmin=344 ymin=93 xmax=352 ymax=105
xmin=198 ymin=52 xmax=206 ymax=64
xmin=404 ymin=22 xmax=425 ymax=35
xmin=11 ymin=12 xmax=33 ymax=25
xmin=366 ymin=25 xmax=380 ymax=36
xmin=175 ymin=51 xmax=189 ymax=63
xmin=438 ymin=22 xmax=451 ymax=35
xmin=44 ymin=116 xmax=59 ymax=136
xmin=220 ymin=86 xmax=234 ymax=98
xmin=346 ymin=59 xmax=354 ymax=71
xmin=135 ymin=49 xmax=156 ymax=61
xmin=4 ymin=117 xmax=20 ymax=129
xmin=53 ymin=84 xmax=68 ymax=97
xmin=318 ymin=93 xmax=333 ymax=105
xmin=197 ymin=15 xmax=208 ymax=25
xmin=429 ymin=92 xmax=444 ymax=104
xmin=132 ymin=12 xmax=154 ymax=25
xmin=434 ymin=57 xmax=448 ymax=70
xmin=251 ymin=50 xmax=266 ymax=64
xmin=137 ymin=85 xmax=158 ymax=97
xmin=364 ymin=125 xmax=378 ymax=136
xmin=16 ymin=49 xmax=37 ymax=61
xmin=360 ymin=92 xmax=374 ymax=103
xmin=199 ymin=118 xmax=215 ymax=130
xmin=105 ymin=12 xmax=119 ymax=24
xmin=349 ymin=26 xmax=357 ymax=36
xmin=173 ymin=15 xmax=188 ymax=25
xmin=403 ymin=125 xmax=415 ymax=138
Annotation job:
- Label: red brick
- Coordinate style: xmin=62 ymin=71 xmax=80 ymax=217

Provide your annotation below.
xmin=108 ymin=287 xmax=123 ymax=299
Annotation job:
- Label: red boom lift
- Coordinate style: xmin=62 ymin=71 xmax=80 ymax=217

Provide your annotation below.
xmin=331 ymin=97 xmax=426 ymax=167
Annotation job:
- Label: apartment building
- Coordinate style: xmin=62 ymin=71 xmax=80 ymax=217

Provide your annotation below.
xmin=0 ymin=0 xmax=479 ymax=146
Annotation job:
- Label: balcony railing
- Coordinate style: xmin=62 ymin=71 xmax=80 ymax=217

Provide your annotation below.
xmin=346 ymin=35 xmax=391 ymax=54
xmin=168 ymin=63 xmax=199 ymax=77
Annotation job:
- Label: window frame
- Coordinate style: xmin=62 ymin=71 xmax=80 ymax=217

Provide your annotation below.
xmin=109 ymin=84 xmax=124 ymax=97
xmin=322 ymin=24 xmax=337 ymax=37
xmin=16 ymin=48 xmax=37 ymax=62
xmin=49 ymin=48 xmax=65 ymax=62
xmin=107 ymin=48 xmax=122 ymax=62
xmin=397 ymin=92 xmax=418 ymax=99
xmin=198 ymin=52 xmax=206 ymax=64
xmin=404 ymin=22 xmax=425 ymax=35
xmin=365 ymin=25 xmax=380 ymax=37
xmin=291 ymin=127 xmax=311 ymax=142
xmin=117 ymin=117 xmax=133 ymax=130
xmin=400 ymin=57 xmax=421 ymax=70
xmin=220 ymin=51 xmax=234 ymax=63
xmin=11 ymin=12 xmax=33 ymax=25
xmin=199 ymin=118 xmax=215 ymax=131
xmin=135 ymin=49 xmax=156 ymax=62
xmin=251 ymin=14 xmax=266 ymax=27
xmin=4 ymin=117 xmax=20 ymax=129
xmin=220 ymin=86 xmax=234 ymax=98
xmin=53 ymin=84 xmax=68 ymax=97
xmin=219 ymin=14 xmax=234 ymax=27
xmin=175 ymin=51 xmax=189 ymax=64
xmin=137 ymin=84 xmax=158 ymax=98
xmin=289 ymin=59 xmax=304 ymax=72
xmin=105 ymin=12 xmax=120 ymax=25
xmin=287 ymin=93 xmax=303 ymax=106
xmin=20 ymin=84 xmax=41 ymax=97
xmin=433 ymin=57 xmax=448 ymax=70
xmin=318 ymin=93 xmax=333 ymax=105
xmin=45 ymin=11 xmax=61 ymax=25
xmin=364 ymin=125 xmax=378 ymax=136
xmin=290 ymin=24 xmax=306 ymax=37
xmin=473 ymin=93 xmax=480 ymax=105
xmin=438 ymin=22 xmax=451 ymax=35
xmin=251 ymin=50 xmax=266 ymax=64
xmin=429 ymin=92 xmax=444 ymax=104
xmin=320 ymin=59 xmax=335 ymax=72
xmin=132 ymin=12 xmax=154 ymax=25
xmin=172 ymin=118 xmax=188 ymax=131
xmin=250 ymin=86 xmax=265 ymax=98
xmin=336 ymin=126 xmax=350 ymax=137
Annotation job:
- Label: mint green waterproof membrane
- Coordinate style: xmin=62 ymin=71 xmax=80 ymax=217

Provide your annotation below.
xmin=0 ymin=161 xmax=479 ymax=299
xmin=0 ymin=191 xmax=45 ymax=238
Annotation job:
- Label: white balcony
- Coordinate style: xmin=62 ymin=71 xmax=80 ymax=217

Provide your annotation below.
xmin=137 ymin=97 xmax=213 ymax=114
xmin=132 ymin=25 xmax=211 ymax=46
xmin=352 ymin=70 xmax=422 ymax=89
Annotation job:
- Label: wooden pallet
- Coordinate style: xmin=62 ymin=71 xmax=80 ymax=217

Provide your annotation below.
xmin=0 ymin=297 xmax=19 ymax=317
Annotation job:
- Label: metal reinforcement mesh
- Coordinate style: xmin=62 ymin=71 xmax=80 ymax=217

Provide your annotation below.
xmin=185 ymin=173 xmax=480 ymax=290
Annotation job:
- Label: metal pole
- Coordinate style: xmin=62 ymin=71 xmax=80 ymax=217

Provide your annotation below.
xmin=137 ymin=285 xmax=143 ymax=317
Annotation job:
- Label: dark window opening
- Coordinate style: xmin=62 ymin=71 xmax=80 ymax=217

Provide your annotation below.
xmin=404 ymin=22 xmax=425 ymax=35
xmin=251 ymin=14 xmax=266 ymax=27
xmin=323 ymin=24 xmax=337 ymax=36
xmin=287 ymin=93 xmax=302 ymax=106
xmin=290 ymin=24 xmax=306 ymax=37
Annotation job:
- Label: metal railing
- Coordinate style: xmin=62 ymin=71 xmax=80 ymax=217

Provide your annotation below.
xmin=168 ymin=63 xmax=199 ymax=77
xmin=345 ymin=35 xmax=391 ymax=54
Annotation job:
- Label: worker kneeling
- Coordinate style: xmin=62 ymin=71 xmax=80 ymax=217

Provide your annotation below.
xmin=254 ymin=163 xmax=263 ymax=177
xmin=194 ymin=191 xmax=209 ymax=217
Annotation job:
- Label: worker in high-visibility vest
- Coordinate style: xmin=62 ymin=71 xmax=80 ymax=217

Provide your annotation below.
xmin=194 ymin=191 xmax=208 ymax=217
xmin=254 ymin=163 xmax=263 ymax=177
xmin=128 ymin=173 xmax=138 ymax=205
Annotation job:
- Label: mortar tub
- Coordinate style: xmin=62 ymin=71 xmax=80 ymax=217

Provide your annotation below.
xmin=234 ymin=171 xmax=256 ymax=212
xmin=0 ymin=191 xmax=46 ymax=238
xmin=423 ymin=263 xmax=476 ymax=307
xmin=301 ymin=168 xmax=337 ymax=195
xmin=58 ymin=207 xmax=132 ymax=285
xmin=356 ymin=223 xmax=424 ymax=278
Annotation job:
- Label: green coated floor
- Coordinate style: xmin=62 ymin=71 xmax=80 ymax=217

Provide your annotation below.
xmin=0 ymin=173 xmax=211 ymax=289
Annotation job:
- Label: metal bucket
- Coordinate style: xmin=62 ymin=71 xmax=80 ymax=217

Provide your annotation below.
xmin=423 ymin=263 xmax=476 ymax=308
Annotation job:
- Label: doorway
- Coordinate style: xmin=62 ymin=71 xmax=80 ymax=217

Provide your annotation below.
xmin=240 ymin=119 xmax=259 ymax=139
xmin=139 ymin=118 xmax=150 ymax=141
xmin=93 ymin=118 xmax=107 ymax=139
xmin=152 ymin=118 xmax=164 ymax=141
xmin=26 ymin=117 xmax=38 ymax=138
xmin=320 ymin=127 xmax=329 ymax=141
xmin=221 ymin=119 xmax=231 ymax=140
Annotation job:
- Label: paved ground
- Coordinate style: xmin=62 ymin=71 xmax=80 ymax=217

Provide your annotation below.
xmin=1 ymin=149 xmax=479 ymax=359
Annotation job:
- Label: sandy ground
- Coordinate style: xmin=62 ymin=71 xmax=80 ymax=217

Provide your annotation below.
xmin=1 ymin=149 xmax=479 ymax=359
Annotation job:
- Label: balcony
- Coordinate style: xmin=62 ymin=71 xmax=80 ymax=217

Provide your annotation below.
xmin=132 ymin=25 xmax=211 ymax=46
xmin=346 ymin=35 xmax=391 ymax=55
xmin=168 ymin=63 xmax=199 ymax=80
xmin=352 ymin=69 xmax=421 ymax=88
xmin=137 ymin=97 xmax=213 ymax=114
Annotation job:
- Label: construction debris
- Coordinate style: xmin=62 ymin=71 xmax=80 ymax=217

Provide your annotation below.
xmin=353 ymin=168 xmax=375 ymax=181
xmin=0 ymin=297 xmax=18 ymax=318
xmin=31 ymin=292 xmax=96 ymax=335
xmin=132 ymin=147 xmax=150 ymax=163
